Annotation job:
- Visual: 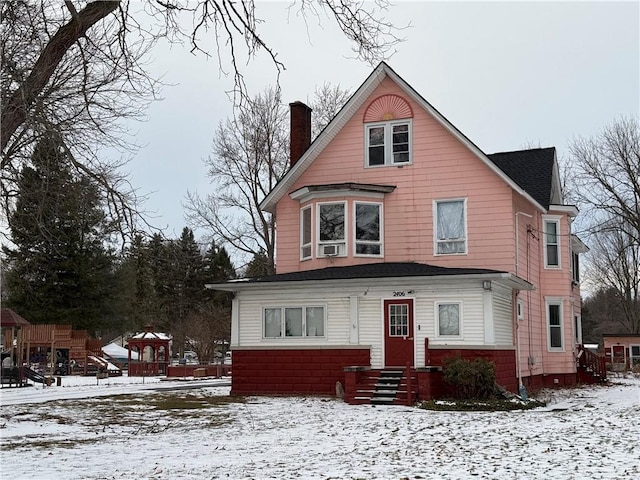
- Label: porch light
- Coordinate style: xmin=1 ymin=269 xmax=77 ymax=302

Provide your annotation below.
xmin=482 ymin=280 xmax=492 ymax=291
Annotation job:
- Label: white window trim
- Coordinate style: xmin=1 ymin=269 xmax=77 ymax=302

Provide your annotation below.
xmin=433 ymin=198 xmax=468 ymax=256
xmin=543 ymin=216 xmax=562 ymax=269
xmin=262 ymin=305 xmax=327 ymax=339
xmin=353 ymin=201 xmax=383 ymax=257
xmin=571 ymin=251 xmax=580 ymax=283
xmin=545 ymin=297 xmax=565 ymax=352
xmin=517 ymin=298 xmax=524 ymax=321
xmin=300 ymin=205 xmax=312 ymax=261
xmin=630 ymin=344 xmax=640 ymax=367
xmin=435 ymin=301 xmax=463 ymax=339
xmin=364 ymin=119 xmax=413 ymax=167
xmin=317 ymin=201 xmax=347 ymax=258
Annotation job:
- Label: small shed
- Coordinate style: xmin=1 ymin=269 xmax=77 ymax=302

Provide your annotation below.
xmin=127 ymin=326 xmax=171 ymax=376
xmin=603 ymin=334 xmax=640 ymax=371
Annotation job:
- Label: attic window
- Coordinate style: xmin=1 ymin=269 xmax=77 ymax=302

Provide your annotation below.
xmin=364 ymin=94 xmax=413 ymax=168
xmin=366 ymin=120 xmax=412 ymax=167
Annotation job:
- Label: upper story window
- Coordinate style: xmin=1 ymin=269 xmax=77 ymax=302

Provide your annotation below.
xmin=300 ymin=206 xmax=312 ymax=260
xmin=571 ymin=251 xmax=580 ymax=283
xmin=434 ymin=199 xmax=467 ymax=255
xmin=544 ymin=217 xmax=561 ymax=268
xmin=318 ymin=202 xmax=346 ymax=257
xmin=366 ymin=120 xmax=412 ymax=167
xmin=355 ymin=202 xmax=382 ymax=256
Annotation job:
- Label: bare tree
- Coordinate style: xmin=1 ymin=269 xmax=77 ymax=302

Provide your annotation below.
xmin=184 ymin=305 xmax=231 ymax=363
xmin=570 ymin=116 xmax=640 ymax=334
xmin=2 ymin=0 xmax=404 ymax=238
xmin=1 ymin=1 xmax=157 ymax=238
xmin=185 ymin=87 xmax=288 ymax=274
xmin=585 ymin=227 xmax=640 ymax=334
xmin=310 ymin=82 xmax=352 ymax=140
xmin=185 ymin=83 xmax=351 ymax=273
xmin=570 ymin=116 xmax=640 ymax=244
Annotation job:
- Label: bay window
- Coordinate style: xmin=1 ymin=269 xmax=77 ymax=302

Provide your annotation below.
xmin=301 ymin=206 xmax=312 ymax=260
xmin=318 ymin=202 xmax=346 ymax=257
xmin=355 ymin=202 xmax=382 ymax=256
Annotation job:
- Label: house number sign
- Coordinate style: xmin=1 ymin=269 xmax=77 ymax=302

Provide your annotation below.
xmin=392 ymin=291 xmax=406 ymax=297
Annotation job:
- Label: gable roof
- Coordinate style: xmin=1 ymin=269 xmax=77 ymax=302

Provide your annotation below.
xmin=206 ymin=262 xmax=534 ymax=291
xmin=260 ymin=62 xmax=548 ymax=214
xmin=0 ymin=308 xmax=30 ymax=327
xmin=488 ymin=147 xmax=557 ymax=209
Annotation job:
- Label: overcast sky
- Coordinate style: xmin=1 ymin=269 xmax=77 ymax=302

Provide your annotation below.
xmin=124 ymin=1 xmax=639 ymax=240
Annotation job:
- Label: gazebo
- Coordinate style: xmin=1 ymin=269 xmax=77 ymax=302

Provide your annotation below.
xmin=127 ymin=326 xmax=171 ymax=376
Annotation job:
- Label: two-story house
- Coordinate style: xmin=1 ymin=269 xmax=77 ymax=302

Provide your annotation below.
xmin=207 ymin=62 xmax=598 ymax=404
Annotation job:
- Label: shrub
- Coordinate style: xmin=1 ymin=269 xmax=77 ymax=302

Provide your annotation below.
xmin=442 ymin=355 xmax=496 ymax=399
xmin=418 ymin=398 xmax=546 ymax=412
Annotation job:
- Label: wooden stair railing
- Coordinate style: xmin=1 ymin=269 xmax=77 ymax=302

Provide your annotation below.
xmin=577 ymin=345 xmax=607 ymax=382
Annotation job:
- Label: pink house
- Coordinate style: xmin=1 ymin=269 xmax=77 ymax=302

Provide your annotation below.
xmin=207 ymin=63 xmax=603 ymax=404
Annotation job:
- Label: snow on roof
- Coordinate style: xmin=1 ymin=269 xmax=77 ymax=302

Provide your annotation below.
xmin=102 ymin=342 xmax=140 ymax=360
xmin=130 ymin=331 xmax=171 ymax=340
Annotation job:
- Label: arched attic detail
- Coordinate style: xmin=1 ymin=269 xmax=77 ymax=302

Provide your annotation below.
xmin=363 ymin=94 xmax=413 ymax=122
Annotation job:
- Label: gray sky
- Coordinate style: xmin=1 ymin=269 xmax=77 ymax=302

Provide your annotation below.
xmin=125 ymin=1 xmax=639 ymax=240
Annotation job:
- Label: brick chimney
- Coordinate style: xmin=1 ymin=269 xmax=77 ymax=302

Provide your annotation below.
xmin=289 ymin=101 xmax=312 ymax=167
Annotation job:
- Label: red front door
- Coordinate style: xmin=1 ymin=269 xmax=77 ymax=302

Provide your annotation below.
xmin=384 ymin=299 xmax=414 ymax=367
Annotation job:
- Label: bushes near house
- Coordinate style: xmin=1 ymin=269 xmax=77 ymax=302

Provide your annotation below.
xmin=442 ymin=355 xmax=496 ymax=400
xmin=419 ymin=398 xmax=546 ymax=412
xmin=417 ymin=355 xmax=546 ymax=411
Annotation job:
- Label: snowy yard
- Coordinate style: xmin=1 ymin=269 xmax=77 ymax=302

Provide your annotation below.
xmin=1 ymin=374 xmax=639 ymax=479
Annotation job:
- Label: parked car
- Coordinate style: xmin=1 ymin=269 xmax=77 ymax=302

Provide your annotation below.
xmin=183 ymin=351 xmax=199 ymax=364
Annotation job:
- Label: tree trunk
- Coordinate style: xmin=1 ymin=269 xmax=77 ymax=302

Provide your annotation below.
xmin=1 ymin=1 xmax=118 ymax=153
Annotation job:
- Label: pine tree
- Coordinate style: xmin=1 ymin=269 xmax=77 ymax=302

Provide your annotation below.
xmin=3 ymin=134 xmax=117 ymax=334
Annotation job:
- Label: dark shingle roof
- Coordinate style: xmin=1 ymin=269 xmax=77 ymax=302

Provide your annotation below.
xmin=487 ymin=147 xmax=555 ymax=209
xmin=241 ymin=262 xmax=502 ymax=283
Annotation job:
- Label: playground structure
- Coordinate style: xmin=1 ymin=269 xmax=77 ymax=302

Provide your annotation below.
xmin=2 ymin=310 xmax=230 ymax=384
xmin=1 ymin=309 xmax=123 ymax=387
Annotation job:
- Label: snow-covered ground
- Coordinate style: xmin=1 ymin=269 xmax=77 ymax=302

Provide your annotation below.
xmin=1 ymin=373 xmax=639 ymax=479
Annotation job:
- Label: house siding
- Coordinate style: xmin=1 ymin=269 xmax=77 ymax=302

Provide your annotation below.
xmin=276 ymin=77 xmax=516 ymax=275
xmin=493 ymin=284 xmax=514 ymax=345
xmin=236 ymin=287 xmax=352 ymax=347
xmin=233 ymin=279 xmax=515 ymax=370
xmin=220 ymin=64 xmax=592 ymax=400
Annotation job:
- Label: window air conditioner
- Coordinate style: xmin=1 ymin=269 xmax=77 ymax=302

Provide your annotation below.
xmin=322 ymin=244 xmax=339 ymax=256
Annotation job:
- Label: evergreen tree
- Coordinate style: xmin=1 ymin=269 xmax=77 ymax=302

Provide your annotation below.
xmin=161 ymin=228 xmax=207 ymax=355
xmin=185 ymin=242 xmax=236 ymax=361
xmin=245 ymin=251 xmax=271 ymax=278
xmin=115 ymin=234 xmax=161 ymax=332
xmin=3 ymin=134 xmax=117 ymax=334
